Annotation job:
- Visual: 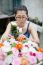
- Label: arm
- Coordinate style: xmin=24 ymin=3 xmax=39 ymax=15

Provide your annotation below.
xmin=29 ymin=23 xmax=40 ymax=45
xmin=1 ymin=22 xmax=11 ymax=42
xmin=4 ymin=23 xmax=11 ymax=35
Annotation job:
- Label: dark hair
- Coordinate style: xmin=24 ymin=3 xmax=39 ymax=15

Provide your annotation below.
xmin=14 ymin=5 xmax=28 ymax=16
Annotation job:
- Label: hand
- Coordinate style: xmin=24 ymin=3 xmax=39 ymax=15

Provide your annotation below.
xmin=1 ymin=34 xmax=14 ymax=43
xmin=8 ymin=34 xmax=14 ymax=39
xmin=28 ymin=38 xmax=34 ymax=42
xmin=28 ymin=38 xmax=39 ymax=46
xmin=28 ymin=38 xmax=39 ymax=48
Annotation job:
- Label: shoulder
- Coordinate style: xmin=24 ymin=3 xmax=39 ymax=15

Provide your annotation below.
xmin=7 ymin=21 xmax=16 ymax=26
xmin=29 ymin=22 xmax=33 ymax=27
xmin=25 ymin=21 xmax=30 ymax=27
xmin=29 ymin=22 xmax=37 ymax=32
xmin=27 ymin=22 xmax=35 ymax=32
xmin=6 ymin=21 xmax=16 ymax=30
xmin=10 ymin=21 xmax=16 ymax=24
xmin=26 ymin=21 xmax=30 ymax=24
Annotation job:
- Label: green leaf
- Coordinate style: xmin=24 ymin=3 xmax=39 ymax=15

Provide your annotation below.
xmin=7 ymin=51 xmax=12 ymax=55
xmin=40 ymin=63 xmax=43 ymax=65
xmin=11 ymin=24 xmax=19 ymax=39
xmin=11 ymin=42 xmax=16 ymax=47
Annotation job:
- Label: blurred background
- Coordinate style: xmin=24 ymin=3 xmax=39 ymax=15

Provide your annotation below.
xmin=0 ymin=0 xmax=43 ymax=48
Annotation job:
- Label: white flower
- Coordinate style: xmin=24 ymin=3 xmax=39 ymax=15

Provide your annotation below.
xmin=21 ymin=46 xmax=29 ymax=53
xmin=4 ymin=54 xmax=13 ymax=65
xmin=11 ymin=22 xmax=17 ymax=26
xmin=2 ymin=41 xmax=11 ymax=52
xmin=28 ymin=41 xmax=39 ymax=48
xmin=9 ymin=38 xmax=15 ymax=44
xmin=3 ymin=41 xmax=10 ymax=46
xmin=19 ymin=28 xmax=22 ymax=33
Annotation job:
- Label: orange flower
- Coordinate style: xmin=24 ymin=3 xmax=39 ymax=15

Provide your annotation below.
xmin=16 ymin=42 xmax=23 ymax=49
xmin=38 ymin=48 xmax=43 ymax=53
xmin=21 ymin=57 xmax=29 ymax=65
xmin=0 ymin=43 xmax=4 ymax=48
xmin=17 ymin=35 xmax=26 ymax=42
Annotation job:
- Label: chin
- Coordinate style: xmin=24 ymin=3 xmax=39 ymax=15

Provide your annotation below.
xmin=19 ymin=24 xmax=24 ymax=27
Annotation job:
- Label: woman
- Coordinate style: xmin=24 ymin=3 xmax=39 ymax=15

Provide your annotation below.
xmin=1 ymin=5 xmax=40 ymax=45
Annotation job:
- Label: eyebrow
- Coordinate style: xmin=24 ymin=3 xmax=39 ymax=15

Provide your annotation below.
xmin=16 ymin=15 xmax=26 ymax=17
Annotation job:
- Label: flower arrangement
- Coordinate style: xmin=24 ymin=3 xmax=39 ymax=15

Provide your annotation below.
xmin=0 ymin=35 xmax=43 ymax=65
xmin=11 ymin=39 xmax=43 ymax=65
xmin=0 ymin=43 xmax=4 ymax=48
xmin=0 ymin=43 xmax=7 ymax=65
xmin=0 ymin=22 xmax=43 ymax=65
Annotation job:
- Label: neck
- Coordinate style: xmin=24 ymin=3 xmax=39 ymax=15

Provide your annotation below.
xmin=16 ymin=23 xmax=25 ymax=28
xmin=16 ymin=21 xmax=27 ymax=28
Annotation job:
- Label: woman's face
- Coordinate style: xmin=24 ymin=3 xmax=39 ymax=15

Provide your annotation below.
xmin=15 ymin=10 xmax=28 ymax=27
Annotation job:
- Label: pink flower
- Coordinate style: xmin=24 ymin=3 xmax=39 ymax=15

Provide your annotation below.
xmin=28 ymin=55 xmax=37 ymax=64
xmin=12 ymin=47 xmax=19 ymax=56
xmin=12 ymin=56 xmax=20 ymax=65
xmin=0 ymin=60 xmax=4 ymax=65
xmin=26 ymin=52 xmax=37 ymax=64
xmin=0 ymin=50 xmax=7 ymax=65
xmin=0 ymin=50 xmax=6 ymax=61
xmin=33 ymin=53 xmax=36 ymax=56
xmin=29 ymin=52 xmax=33 ymax=56
xmin=36 ymin=52 xmax=43 ymax=61
xmin=29 ymin=52 xmax=36 ymax=56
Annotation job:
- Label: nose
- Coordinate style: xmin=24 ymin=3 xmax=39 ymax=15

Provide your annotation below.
xmin=20 ymin=17 xmax=23 ymax=20
xmin=19 ymin=17 xmax=23 ymax=20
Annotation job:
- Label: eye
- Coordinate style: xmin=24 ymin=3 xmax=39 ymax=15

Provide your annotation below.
xmin=16 ymin=16 xmax=21 ymax=19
